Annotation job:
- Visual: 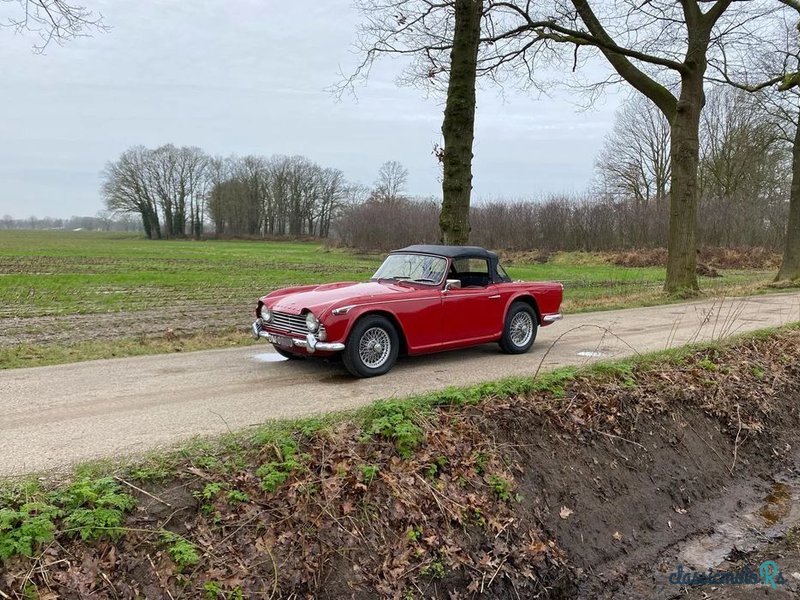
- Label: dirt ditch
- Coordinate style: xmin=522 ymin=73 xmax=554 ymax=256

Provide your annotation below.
xmin=2 ymin=330 xmax=800 ymax=599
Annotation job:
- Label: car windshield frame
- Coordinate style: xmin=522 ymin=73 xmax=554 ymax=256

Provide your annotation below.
xmin=371 ymin=252 xmax=448 ymax=286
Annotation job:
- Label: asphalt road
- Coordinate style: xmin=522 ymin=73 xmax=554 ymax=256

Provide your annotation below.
xmin=2 ymin=292 xmax=799 ymax=477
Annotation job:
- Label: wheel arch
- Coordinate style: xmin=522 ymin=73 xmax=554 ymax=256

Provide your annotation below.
xmin=506 ymin=294 xmax=541 ymax=325
xmin=345 ymin=309 xmax=409 ymax=355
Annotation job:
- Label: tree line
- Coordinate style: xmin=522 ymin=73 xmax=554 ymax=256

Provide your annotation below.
xmin=101 ymin=144 xmax=411 ymax=240
xmin=0 ymin=213 xmax=141 ymax=232
xmin=337 ymin=84 xmax=791 ymax=252
xmin=43 ymin=79 xmax=797 ymax=254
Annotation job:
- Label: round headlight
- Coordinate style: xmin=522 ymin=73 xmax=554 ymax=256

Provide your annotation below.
xmin=306 ymin=312 xmax=319 ymax=332
xmin=262 ymin=306 xmax=272 ymax=322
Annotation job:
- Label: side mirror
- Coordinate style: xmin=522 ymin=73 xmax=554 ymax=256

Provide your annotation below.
xmin=444 ymin=279 xmax=461 ymax=292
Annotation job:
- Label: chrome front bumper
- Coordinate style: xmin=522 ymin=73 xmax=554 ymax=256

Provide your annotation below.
xmin=251 ymin=321 xmax=345 ymax=354
xmin=542 ymin=313 xmax=563 ymax=323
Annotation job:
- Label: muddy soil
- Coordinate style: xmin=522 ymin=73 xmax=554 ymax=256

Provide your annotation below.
xmin=675 ymin=526 xmax=800 ymax=599
xmin=0 ymin=303 xmax=249 ymax=348
xmin=477 ymin=332 xmax=800 ymax=599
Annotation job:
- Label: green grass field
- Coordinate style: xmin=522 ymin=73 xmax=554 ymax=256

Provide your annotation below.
xmin=0 ymin=231 xmax=378 ymax=318
xmin=0 ymin=230 xmax=779 ymax=368
xmin=0 ymin=230 xmax=775 ymax=316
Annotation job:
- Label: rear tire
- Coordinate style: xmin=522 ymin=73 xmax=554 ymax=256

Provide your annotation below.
xmin=499 ymin=302 xmax=538 ymax=354
xmin=342 ymin=315 xmax=399 ymax=377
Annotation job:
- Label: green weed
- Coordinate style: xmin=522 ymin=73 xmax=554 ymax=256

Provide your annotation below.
xmin=406 ymin=526 xmax=423 ymax=543
xmin=256 ymin=435 xmax=309 ymax=492
xmin=698 ymin=357 xmax=718 ymax=372
xmin=226 ymin=489 xmax=250 ymax=503
xmin=161 ymin=531 xmax=200 ymax=570
xmin=420 ymin=559 xmax=446 ymax=579
xmin=0 ymin=502 xmax=59 ymax=560
xmin=358 ymin=464 xmax=380 ymax=484
xmin=364 ymin=400 xmax=424 ymax=458
xmin=425 ymin=456 xmax=448 ymax=479
xmin=487 ymin=474 xmax=514 ymax=502
xmin=0 ymin=477 xmax=135 ymax=560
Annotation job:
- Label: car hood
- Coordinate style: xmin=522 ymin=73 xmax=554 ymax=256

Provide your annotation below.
xmin=268 ymin=281 xmax=419 ymax=315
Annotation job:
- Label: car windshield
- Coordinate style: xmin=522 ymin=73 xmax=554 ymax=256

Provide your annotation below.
xmin=372 ymin=253 xmax=447 ymax=285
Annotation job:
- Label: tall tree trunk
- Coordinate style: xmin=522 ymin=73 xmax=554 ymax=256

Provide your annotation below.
xmin=664 ymin=74 xmax=704 ymax=293
xmin=439 ymin=0 xmax=482 ymax=245
xmin=776 ymin=117 xmax=800 ymax=282
xmin=141 ymin=214 xmax=152 ymax=239
xmin=162 ymin=205 xmax=173 ymax=239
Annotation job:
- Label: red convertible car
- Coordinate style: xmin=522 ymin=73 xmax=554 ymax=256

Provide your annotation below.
xmin=252 ymin=245 xmax=563 ymax=377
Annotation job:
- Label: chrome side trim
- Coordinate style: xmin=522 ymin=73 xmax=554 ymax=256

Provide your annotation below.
xmin=542 ymin=313 xmax=562 ymax=323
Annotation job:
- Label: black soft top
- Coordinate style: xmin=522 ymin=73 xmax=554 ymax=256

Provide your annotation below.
xmin=392 ymin=245 xmax=510 ymax=283
xmin=393 ymin=245 xmax=498 ymax=260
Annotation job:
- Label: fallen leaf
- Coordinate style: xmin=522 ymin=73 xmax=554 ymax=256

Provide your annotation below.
xmin=559 ymin=506 xmax=574 ymax=520
xmin=612 ymin=531 xmax=623 ymax=541
xmin=673 ymin=506 xmax=688 ymax=514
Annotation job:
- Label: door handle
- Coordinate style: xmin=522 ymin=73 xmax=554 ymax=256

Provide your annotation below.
xmin=488 ymin=294 xmax=501 ymax=299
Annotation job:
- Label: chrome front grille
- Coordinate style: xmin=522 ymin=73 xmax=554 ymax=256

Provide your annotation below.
xmin=267 ymin=311 xmax=326 ymax=339
xmin=269 ymin=311 xmax=306 ymax=336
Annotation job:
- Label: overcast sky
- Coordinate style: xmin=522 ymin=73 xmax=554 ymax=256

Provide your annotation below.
xmin=0 ymin=0 xmax=622 ymax=219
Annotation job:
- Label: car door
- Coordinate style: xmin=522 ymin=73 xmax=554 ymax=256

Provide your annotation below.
xmin=440 ymin=258 xmax=505 ymax=346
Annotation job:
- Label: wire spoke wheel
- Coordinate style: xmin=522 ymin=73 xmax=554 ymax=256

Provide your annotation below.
xmin=509 ymin=311 xmax=533 ymax=347
xmin=358 ymin=326 xmax=391 ymax=368
xmin=499 ymin=303 xmax=537 ymax=354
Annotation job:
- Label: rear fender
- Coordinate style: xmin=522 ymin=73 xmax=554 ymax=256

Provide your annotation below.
xmin=505 ymin=294 xmax=542 ymax=325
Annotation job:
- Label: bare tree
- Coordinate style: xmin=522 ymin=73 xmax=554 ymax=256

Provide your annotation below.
xmin=1 ymin=0 xmax=107 ymax=52
xmin=373 ymin=160 xmax=409 ymax=204
xmin=102 ymin=146 xmax=161 ymax=239
xmin=206 ymin=154 xmax=352 ymax=239
xmin=350 ymin=1 xmax=519 ymax=244
xmin=103 ymin=145 xmax=209 ymax=239
xmin=706 ymin=6 xmax=800 ymax=281
xmin=439 ymin=0 xmax=482 ymax=244
xmin=777 ymin=97 xmax=800 ymax=281
xmin=317 ymin=168 xmax=347 ymax=237
xmin=596 ymin=94 xmax=671 ymax=209
xmin=699 ymin=86 xmax=789 ymax=247
xmin=492 ymin=0 xmax=792 ymax=291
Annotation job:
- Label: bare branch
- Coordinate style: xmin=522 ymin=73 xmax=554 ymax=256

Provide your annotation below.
xmin=1 ymin=0 xmax=107 ymax=52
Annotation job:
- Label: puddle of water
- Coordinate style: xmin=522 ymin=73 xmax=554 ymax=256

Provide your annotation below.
xmin=760 ymin=483 xmax=792 ymax=525
xmin=252 ymin=352 xmax=288 ymax=363
xmin=577 ymin=351 xmax=607 ymax=358
xmin=679 ymin=479 xmax=800 ymax=570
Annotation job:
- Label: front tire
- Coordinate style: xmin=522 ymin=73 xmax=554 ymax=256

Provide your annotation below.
xmin=499 ymin=302 xmax=538 ymax=354
xmin=342 ymin=315 xmax=399 ymax=377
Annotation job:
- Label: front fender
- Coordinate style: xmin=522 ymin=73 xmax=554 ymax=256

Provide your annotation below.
xmin=322 ymin=305 xmax=406 ymax=349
